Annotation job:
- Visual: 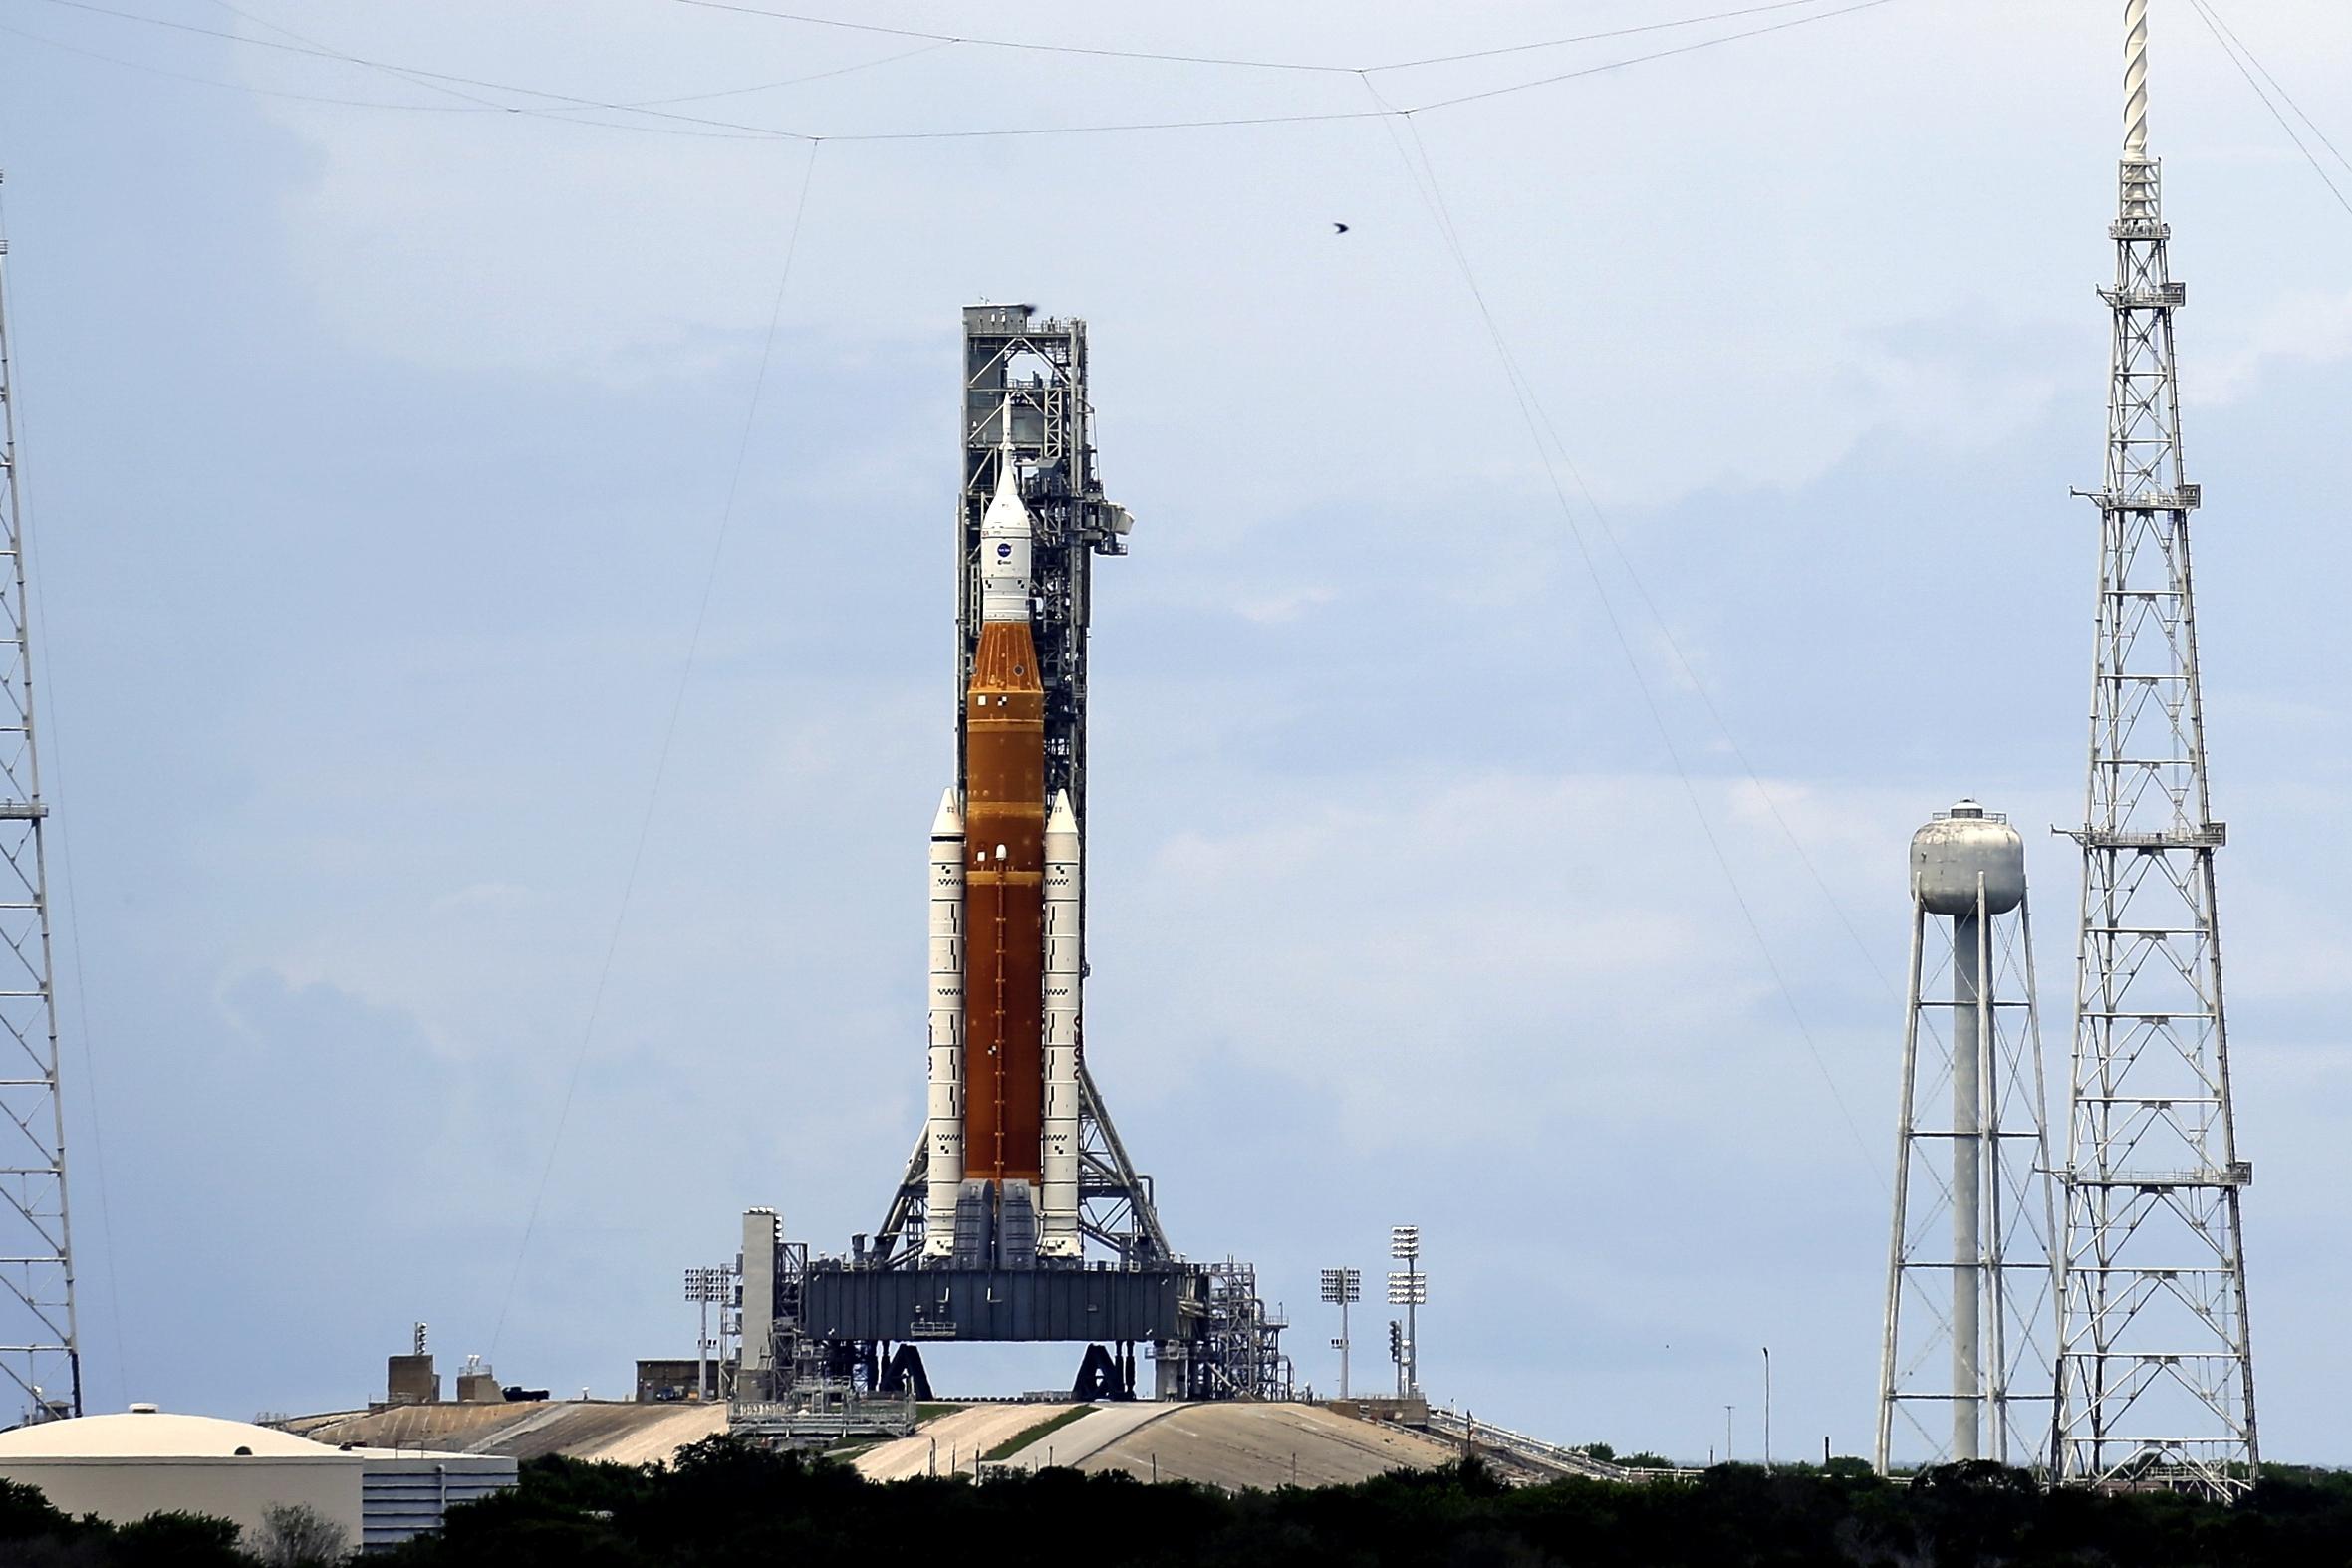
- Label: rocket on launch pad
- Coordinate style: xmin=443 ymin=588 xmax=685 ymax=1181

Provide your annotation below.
xmin=923 ymin=453 xmax=1084 ymax=1267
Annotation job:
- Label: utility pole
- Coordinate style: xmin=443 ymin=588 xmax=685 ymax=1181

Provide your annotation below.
xmin=2054 ymin=0 xmax=2258 ymax=1501
xmin=1762 ymin=1347 xmax=1771 ymax=1472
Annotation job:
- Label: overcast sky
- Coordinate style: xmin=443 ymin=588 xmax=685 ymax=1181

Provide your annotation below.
xmin=2 ymin=0 xmax=2349 ymax=1465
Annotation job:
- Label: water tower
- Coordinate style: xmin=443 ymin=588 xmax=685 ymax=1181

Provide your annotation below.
xmin=1875 ymin=802 xmax=2059 ymax=1470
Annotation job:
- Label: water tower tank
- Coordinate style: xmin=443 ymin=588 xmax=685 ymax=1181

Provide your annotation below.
xmin=1911 ymin=801 xmax=2025 ymax=915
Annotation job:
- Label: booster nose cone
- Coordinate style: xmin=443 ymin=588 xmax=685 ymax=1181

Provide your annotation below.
xmin=930 ymin=786 xmax=964 ymax=838
xmin=979 ymin=459 xmax=1033 ymax=625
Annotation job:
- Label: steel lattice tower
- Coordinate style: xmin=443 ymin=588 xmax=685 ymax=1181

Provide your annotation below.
xmin=0 ymin=198 xmax=82 ymax=1423
xmin=2052 ymin=0 xmax=2256 ymax=1495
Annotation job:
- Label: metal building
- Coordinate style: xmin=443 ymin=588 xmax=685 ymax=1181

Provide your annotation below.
xmin=1875 ymin=802 xmax=2058 ymax=1472
xmin=0 ymin=186 xmax=81 ymax=1424
xmin=0 ymin=1408 xmax=514 ymax=1551
xmin=2052 ymin=0 xmax=2259 ymax=1496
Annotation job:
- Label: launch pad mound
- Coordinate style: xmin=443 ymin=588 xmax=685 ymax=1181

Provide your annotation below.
xmin=852 ymin=1404 xmax=1079 ymax=1480
xmin=286 ymin=1401 xmax=727 ymax=1466
xmin=857 ymin=1402 xmax=1457 ymax=1490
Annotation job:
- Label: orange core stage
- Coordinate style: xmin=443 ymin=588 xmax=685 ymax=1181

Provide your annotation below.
xmin=961 ymin=618 xmax=1045 ymax=1184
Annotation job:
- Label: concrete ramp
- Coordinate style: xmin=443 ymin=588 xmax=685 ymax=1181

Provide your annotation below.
xmin=570 ymin=1404 xmax=729 ymax=1465
xmin=989 ymin=1400 xmax=1176 ymax=1472
xmin=287 ymin=1401 xmax=729 ymax=1467
xmin=853 ymin=1404 xmax=1076 ymax=1481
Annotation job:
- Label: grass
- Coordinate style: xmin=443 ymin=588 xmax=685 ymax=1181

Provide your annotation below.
xmin=981 ymin=1406 xmax=1094 ymax=1463
xmin=915 ymin=1403 xmax=964 ymax=1423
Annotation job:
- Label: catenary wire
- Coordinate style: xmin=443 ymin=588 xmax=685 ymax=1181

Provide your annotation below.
xmin=26 ymin=0 xmax=826 ymax=138
xmin=1372 ymin=0 xmax=1846 ymax=71
xmin=1358 ymin=73 xmax=1891 ymax=1191
xmin=1406 ymin=0 xmax=1902 ymax=114
xmin=2195 ymin=0 xmax=2352 ymax=176
xmin=204 ymin=0 xmax=507 ymax=110
xmin=666 ymin=0 xmax=1352 ymax=72
xmin=2216 ymin=7 xmax=2352 ymax=177
xmin=0 ymin=16 xmax=490 ymax=110
xmin=583 ymin=41 xmax=955 ymax=110
xmin=1364 ymin=4 xmax=1910 ymax=1010
xmin=664 ymin=0 xmax=1850 ymax=75
xmin=208 ymin=0 xmax=956 ymax=117
xmin=24 ymin=0 xmax=1907 ymax=144
xmin=0 ymin=184 xmax=131 ymax=1411
xmin=488 ymin=140 xmax=822 ymax=1357
xmin=809 ymin=2 xmax=1912 ymax=142
xmin=2187 ymin=0 xmax=2352 ymax=218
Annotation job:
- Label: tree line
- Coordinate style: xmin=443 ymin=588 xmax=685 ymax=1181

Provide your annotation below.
xmin=9 ymin=1434 xmax=2352 ymax=1565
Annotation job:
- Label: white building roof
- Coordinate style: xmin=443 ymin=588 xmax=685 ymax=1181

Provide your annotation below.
xmin=0 ymin=1410 xmax=347 ymax=1460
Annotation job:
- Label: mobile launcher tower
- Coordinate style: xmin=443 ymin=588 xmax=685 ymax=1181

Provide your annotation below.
xmin=730 ymin=307 xmax=1289 ymax=1405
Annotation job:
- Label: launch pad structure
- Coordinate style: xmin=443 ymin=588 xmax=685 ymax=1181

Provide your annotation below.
xmin=727 ymin=306 xmax=1290 ymax=1411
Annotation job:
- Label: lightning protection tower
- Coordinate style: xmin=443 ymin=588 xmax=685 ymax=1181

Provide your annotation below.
xmin=2053 ymin=0 xmax=2257 ymax=1496
xmin=0 ymin=194 xmax=82 ymax=1422
xmin=1876 ymin=802 xmax=2058 ymax=1472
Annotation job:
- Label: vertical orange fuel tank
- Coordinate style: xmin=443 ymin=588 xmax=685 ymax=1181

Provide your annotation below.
xmin=961 ymin=458 xmax=1046 ymax=1187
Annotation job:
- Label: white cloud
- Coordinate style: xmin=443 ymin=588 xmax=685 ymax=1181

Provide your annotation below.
xmin=2196 ymin=287 xmax=2352 ymax=405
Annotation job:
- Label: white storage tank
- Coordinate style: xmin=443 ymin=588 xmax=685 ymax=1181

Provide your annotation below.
xmin=1910 ymin=800 xmax=2026 ymax=916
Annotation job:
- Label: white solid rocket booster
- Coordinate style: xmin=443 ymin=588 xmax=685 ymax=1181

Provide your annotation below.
xmin=922 ymin=787 xmax=965 ymax=1259
xmin=1039 ymin=788 xmax=1083 ymax=1259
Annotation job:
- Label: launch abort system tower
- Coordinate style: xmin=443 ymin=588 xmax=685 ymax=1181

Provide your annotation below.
xmin=731 ymin=306 xmax=1286 ymax=1408
xmin=2053 ymin=1 xmax=2258 ymax=1497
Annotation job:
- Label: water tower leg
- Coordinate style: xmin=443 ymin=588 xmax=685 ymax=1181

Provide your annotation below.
xmin=1952 ymin=906 xmax=1983 ymax=1461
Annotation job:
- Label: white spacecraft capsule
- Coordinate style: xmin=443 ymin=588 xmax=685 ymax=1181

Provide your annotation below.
xmin=978 ymin=454 xmax=1033 ymax=625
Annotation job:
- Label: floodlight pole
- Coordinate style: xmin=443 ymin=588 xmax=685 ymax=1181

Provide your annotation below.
xmin=1340 ymin=1294 xmax=1351 ymax=1399
xmin=1389 ymin=1226 xmax=1424 ymax=1399
xmin=684 ymin=1266 xmax=733 ymax=1401
xmin=1320 ymin=1267 xmax=1361 ymax=1400
xmin=1407 ymin=1255 xmax=1419 ymax=1395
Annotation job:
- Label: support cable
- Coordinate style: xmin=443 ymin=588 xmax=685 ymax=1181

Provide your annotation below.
xmin=0 ymin=183 xmax=126 ymax=1414
xmin=22 ymin=0 xmax=1909 ymax=144
xmin=2185 ymin=0 xmax=2352 ymax=218
xmin=1361 ymin=76 xmax=1889 ymax=1188
xmin=667 ymin=0 xmax=1849 ymax=76
xmin=487 ymin=139 xmax=822 ymax=1355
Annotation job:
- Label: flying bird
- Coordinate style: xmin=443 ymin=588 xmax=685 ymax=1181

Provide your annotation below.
xmin=1333 ymin=222 xmax=1350 ymax=234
